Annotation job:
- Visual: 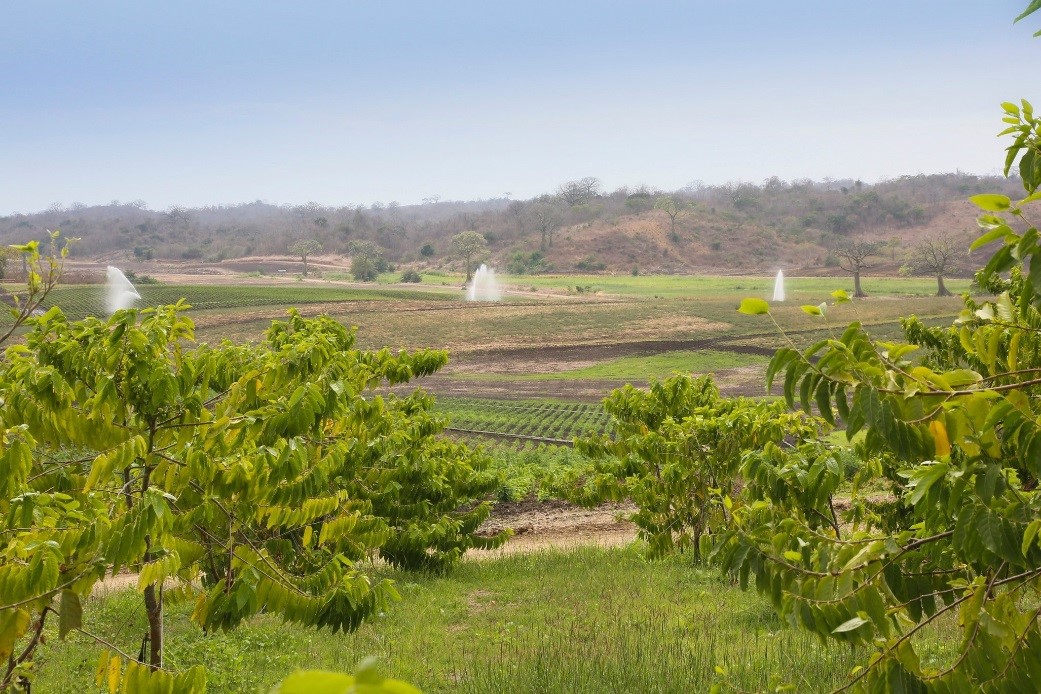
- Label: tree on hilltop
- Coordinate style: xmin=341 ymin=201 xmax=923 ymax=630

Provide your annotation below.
xmin=556 ymin=177 xmax=602 ymax=207
xmin=654 ymin=195 xmax=687 ymax=242
xmin=530 ymin=201 xmax=562 ymax=251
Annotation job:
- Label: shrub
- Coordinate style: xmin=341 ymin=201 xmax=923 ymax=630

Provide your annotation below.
xmin=576 ymin=255 xmax=606 ymax=271
xmin=399 ymin=269 xmax=422 ymax=283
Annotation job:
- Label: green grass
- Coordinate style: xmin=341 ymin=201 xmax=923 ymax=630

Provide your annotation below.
xmin=519 ymin=349 xmax=767 ymax=381
xmin=32 ymin=546 xmax=869 ymax=693
xmin=27 ymin=284 xmax=457 ymax=322
xmin=511 ymin=273 xmax=973 ymax=299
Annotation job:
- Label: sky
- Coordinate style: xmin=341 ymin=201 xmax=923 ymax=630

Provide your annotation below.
xmin=2 ymin=1 xmax=1038 ymax=214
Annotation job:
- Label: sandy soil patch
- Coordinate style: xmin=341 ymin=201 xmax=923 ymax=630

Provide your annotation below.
xmin=470 ymin=499 xmax=637 ymax=557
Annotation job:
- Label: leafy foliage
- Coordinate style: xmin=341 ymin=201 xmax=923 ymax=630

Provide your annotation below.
xmin=0 ymin=231 xmax=71 ymax=344
xmin=270 ymin=658 xmax=419 ymax=694
xmin=0 ymin=305 xmax=505 ymax=690
xmin=450 ymin=231 xmax=487 ymax=281
xmin=572 ymin=375 xmax=820 ymax=558
xmin=713 ymin=94 xmax=1041 ymax=691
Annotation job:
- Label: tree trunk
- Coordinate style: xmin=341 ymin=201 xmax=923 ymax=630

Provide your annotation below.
xmin=853 ymin=271 xmax=866 ymax=298
xmin=465 ymin=257 xmax=473 ymax=282
xmin=540 ymin=228 xmax=546 ymax=252
xmin=144 ymin=584 xmax=163 ymax=668
xmin=302 ymin=256 xmax=308 ymax=278
xmin=936 ymin=274 xmax=951 ymax=296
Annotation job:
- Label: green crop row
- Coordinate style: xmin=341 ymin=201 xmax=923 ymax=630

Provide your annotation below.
xmin=436 ymin=397 xmax=611 ymax=442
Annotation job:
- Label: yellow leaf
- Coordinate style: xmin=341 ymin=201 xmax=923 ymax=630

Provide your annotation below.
xmin=96 ymin=649 xmax=110 ymax=687
xmin=930 ymin=420 xmax=951 ymax=458
xmin=0 ymin=609 xmax=31 ymax=663
xmin=108 ymin=655 xmax=121 ymax=694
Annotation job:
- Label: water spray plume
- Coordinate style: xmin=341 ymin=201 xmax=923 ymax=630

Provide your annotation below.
xmin=106 ymin=266 xmax=141 ymax=314
xmin=466 ymin=264 xmax=503 ymax=302
xmin=772 ymin=269 xmax=785 ymax=302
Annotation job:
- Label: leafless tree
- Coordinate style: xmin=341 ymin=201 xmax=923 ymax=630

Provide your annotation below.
xmin=531 ymin=202 xmax=562 ymax=250
xmin=910 ymin=236 xmax=959 ymax=296
xmin=835 ymin=240 xmax=880 ymax=297
xmin=556 ymin=177 xmax=602 ymax=207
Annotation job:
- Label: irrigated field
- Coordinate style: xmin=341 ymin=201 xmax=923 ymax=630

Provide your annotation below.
xmin=12 ymin=272 xmax=969 ymax=406
xmin=18 ymin=270 xmax=973 ymax=692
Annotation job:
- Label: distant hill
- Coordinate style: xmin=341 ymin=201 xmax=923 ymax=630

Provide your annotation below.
xmin=0 ymin=173 xmax=1022 ymax=277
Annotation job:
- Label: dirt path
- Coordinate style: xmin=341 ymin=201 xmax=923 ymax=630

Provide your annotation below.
xmin=93 ymin=501 xmax=637 ymax=594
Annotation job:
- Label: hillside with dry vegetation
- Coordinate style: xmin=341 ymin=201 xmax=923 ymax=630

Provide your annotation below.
xmin=0 ymin=173 xmax=1019 ymax=279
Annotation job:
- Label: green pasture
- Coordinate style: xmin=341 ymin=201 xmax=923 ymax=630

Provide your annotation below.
xmin=520 ymin=349 xmax=767 ymax=381
xmin=503 ymin=273 xmax=973 ymax=299
xmin=27 ymin=284 xmax=456 ymax=322
xmin=33 ymin=546 xmax=881 ymax=693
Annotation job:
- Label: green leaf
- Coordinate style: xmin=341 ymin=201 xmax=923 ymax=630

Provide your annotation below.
xmin=832 ymin=616 xmax=869 ymax=633
xmin=59 ymin=590 xmax=82 ymax=639
xmin=831 ymin=288 xmax=851 ymax=303
xmin=800 ymin=305 xmax=822 ymax=316
xmin=971 ymin=225 xmax=1014 ymax=250
xmin=1014 ymin=0 xmax=1041 ymax=23
xmin=737 ymin=298 xmax=770 ymax=315
xmin=1023 ymin=519 xmax=1041 ymax=557
xmin=907 ymin=462 xmax=948 ymax=506
xmin=970 ymin=194 xmax=1012 ymax=212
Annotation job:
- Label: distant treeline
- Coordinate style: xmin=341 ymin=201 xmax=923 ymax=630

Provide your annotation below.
xmin=0 ymin=173 xmax=1022 ymax=273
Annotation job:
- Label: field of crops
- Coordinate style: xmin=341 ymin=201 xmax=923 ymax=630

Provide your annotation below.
xmin=24 ymin=284 xmax=454 ymax=321
xmin=437 ymin=397 xmax=611 ymax=442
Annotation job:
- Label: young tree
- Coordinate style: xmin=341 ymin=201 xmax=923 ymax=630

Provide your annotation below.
xmin=909 ymin=235 xmax=960 ymax=296
xmin=0 ymin=307 xmax=507 ymax=690
xmin=834 ymin=240 xmax=879 ymax=297
xmin=451 ymin=230 xmax=488 ymax=282
xmin=572 ymin=375 xmax=818 ymax=558
xmin=654 ymin=196 xmax=685 ymax=242
xmin=348 ymin=240 xmax=384 ymax=281
xmin=288 ymin=238 xmax=323 ymax=277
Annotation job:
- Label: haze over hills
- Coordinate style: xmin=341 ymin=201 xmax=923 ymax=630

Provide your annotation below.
xmin=0 ymin=172 xmax=1022 ymax=277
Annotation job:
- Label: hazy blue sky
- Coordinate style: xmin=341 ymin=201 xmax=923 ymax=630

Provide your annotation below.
xmin=2 ymin=1 xmax=1037 ymax=213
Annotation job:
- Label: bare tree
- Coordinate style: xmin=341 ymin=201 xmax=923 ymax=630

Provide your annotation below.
xmin=834 ymin=240 xmax=880 ymax=298
xmin=289 ymin=238 xmax=323 ymax=277
xmin=531 ymin=202 xmax=562 ymax=250
xmin=556 ymin=177 xmax=602 ymax=207
xmin=910 ymin=236 xmax=959 ymax=296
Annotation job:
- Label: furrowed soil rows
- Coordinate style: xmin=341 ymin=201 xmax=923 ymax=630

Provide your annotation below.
xmin=437 ymin=397 xmax=611 ymax=443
